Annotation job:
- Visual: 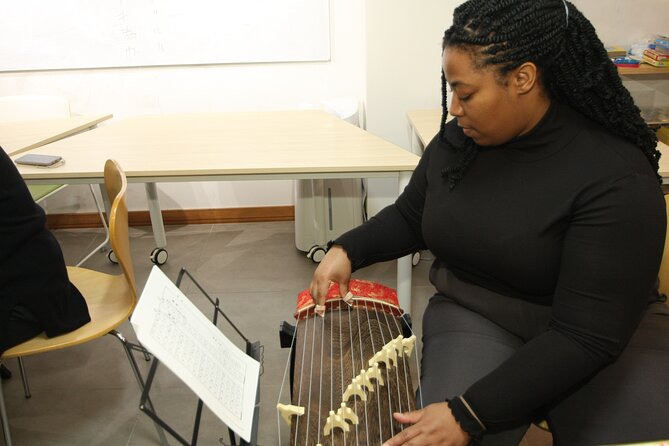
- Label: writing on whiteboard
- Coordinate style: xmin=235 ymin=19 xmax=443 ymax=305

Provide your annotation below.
xmin=0 ymin=0 xmax=330 ymax=72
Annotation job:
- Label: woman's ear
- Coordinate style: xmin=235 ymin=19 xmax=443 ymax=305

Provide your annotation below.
xmin=513 ymin=62 xmax=539 ymax=95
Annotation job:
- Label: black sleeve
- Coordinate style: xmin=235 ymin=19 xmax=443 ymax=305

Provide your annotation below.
xmin=0 ymin=147 xmax=90 ymax=350
xmin=460 ymin=172 xmax=666 ymax=432
xmin=0 ymin=147 xmax=45 ymax=264
xmin=333 ymin=144 xmax=431 ymax=271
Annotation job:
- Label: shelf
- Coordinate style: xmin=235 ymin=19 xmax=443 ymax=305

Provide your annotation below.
xmin=618 ymin=65 xmax=669 ymax=77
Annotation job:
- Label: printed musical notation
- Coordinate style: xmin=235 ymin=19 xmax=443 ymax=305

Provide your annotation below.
xmin=131 ymin=266 xmax=259 ymax=442
xmin=148 ymin=289 xmax=246 ymax=417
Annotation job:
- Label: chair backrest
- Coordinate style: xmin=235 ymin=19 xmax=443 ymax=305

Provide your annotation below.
xmin=321 ymin=97 xmax=360 ymax=126
xmin=658 ymin=194 xmax=669 ymax=298
xmin=299 ymin=96 xmax=360 ymax=126
xmin=104 ymin=159 xmax=137 ymax=300
xmin=0 ymin=95 xmax=70 ymax=121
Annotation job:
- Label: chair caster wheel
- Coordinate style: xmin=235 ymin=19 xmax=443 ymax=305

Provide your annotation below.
xmin=311 ymin=247 xmax=326 ymax=263
xmin=307 ymin=245 xmax=326 ymax=263
xmin=108 ymin=250 xmax=118 ymax=264
xmin=150 ymin=247 xmax=168 ymax=265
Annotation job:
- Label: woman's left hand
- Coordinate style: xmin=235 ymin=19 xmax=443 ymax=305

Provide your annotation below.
xmin=382 ymin=402 xmax=470 ymax=446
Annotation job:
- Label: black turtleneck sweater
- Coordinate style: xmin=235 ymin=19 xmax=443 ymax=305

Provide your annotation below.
xmin=335 ymin=103 xmax=666 ymax=431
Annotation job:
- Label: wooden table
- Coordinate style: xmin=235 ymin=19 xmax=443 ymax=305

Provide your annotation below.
xmin=407 ymin=108 xmax=669 ymax=178
xmin=406 ymin=109 xmax=442 ymax=154
xmin=13 ymin=110 xmax=420 ymax=310
xmin=0 ymin=114 xmax=113 ymax=156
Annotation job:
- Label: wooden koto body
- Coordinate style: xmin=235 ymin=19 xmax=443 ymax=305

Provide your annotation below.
xmin=279 ymin=280 xmax=417 ymax=446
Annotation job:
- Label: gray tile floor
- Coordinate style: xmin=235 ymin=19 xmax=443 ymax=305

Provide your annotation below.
xmin=1 ymin=221 xmax=552 ymax=445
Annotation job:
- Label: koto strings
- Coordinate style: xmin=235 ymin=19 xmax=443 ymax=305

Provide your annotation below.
xmin=277 ymin=280 xmax=422 ymax=446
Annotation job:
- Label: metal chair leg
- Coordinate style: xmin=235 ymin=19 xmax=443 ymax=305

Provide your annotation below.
xmin=16 ymin=358 xmax=31 ymax=399
xmin=0 ymin=376 xmax=13 ymax=446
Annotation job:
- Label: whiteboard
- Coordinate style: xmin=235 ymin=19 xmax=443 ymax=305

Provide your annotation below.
xmin=0 ymin=0 xmax=330 ymax=72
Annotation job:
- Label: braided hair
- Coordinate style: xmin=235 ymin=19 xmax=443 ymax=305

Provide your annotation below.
xmin=440 ymin=0 xmax=660 ymax=188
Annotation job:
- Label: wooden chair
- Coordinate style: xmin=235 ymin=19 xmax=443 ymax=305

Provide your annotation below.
xmin=657 ymin=194 xmax=669 ymax=300
xmin=0 ymin=160 xmax=164 ymax=446
xmin=0 ymin=95 xmax=109 ymax=266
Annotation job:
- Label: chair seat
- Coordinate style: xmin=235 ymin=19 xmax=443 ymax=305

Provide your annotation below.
xmin=27 ymin=184 xmax=67 ymax=203
xmin=1 ymin=266 xmax=134 ymax=359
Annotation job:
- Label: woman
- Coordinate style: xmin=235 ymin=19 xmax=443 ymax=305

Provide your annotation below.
xmin=310 ymin=0 xmax=669 ymax=444
xmin=0 ymin=146 xmax=90 ymax=356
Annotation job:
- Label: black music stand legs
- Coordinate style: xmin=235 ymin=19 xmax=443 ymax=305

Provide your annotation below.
xmin=138 ymin=268 xmax=263 ymax=446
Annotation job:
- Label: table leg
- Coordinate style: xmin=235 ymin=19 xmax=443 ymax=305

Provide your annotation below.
xmin=145 ymin=182 xmax=167 ymax=249
xmin=396 ymin=171 xmax=412 ymax=312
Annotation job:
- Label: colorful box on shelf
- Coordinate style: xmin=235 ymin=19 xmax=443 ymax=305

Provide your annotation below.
xmin=644 ymin=48 xmax=669 ymax=61
xmin=606 ymin=45 xmax=628 ymax=58
xmin=653 ymin=35 xmax=669 ymax=52
xmin=642 ymin=57 xmax=669 ymax=67
xmin=642 ymin=49 xmax=669 ymax=67
xmin=613 ymin=57 xmax=640 ymax=67
xmin=642 ymin=58 xmax=669 ymax=67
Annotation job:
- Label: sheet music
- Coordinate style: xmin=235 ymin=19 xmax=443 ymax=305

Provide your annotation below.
xmin=131 ymin=266 xmax=259 ymax=442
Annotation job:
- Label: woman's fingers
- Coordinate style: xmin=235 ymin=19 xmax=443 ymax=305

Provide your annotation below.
xmin=309 ymin=245 xmax=352 ymax=306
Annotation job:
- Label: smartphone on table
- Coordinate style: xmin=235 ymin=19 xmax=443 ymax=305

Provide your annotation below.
xmin=15 ymin=154 xmax=63 ymax=167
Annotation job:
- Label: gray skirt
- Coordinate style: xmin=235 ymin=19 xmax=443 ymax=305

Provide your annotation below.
xmin=421 ymin=261 xmax=669 ymax=445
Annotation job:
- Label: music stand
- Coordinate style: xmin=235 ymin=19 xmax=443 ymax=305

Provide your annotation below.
xmin=138 ymin=267 xmax=263 ymax=446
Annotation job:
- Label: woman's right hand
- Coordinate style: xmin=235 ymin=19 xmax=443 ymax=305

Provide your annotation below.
xmin=382 ymin=402 xmax=470 ymax=446
xmin=309 ymin=244 xmax=352 ymax=306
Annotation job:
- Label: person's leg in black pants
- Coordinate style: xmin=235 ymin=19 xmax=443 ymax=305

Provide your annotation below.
xmin=1 ymin=305 xmax=43 ymax=357
xmin=419 ymin=294 xmax=530 ymax=446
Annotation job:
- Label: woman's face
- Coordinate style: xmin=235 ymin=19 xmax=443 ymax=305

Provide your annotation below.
xmin=443 ymin=46 xmax=538 ymax=146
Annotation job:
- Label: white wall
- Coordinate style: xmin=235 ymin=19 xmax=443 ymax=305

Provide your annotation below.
xmin=0 ymin=0 xmax=366 ymax=213
xmin=364 ymin=0 xmax=458 ymax=215
xmin=362 ymin=0 xmax=669 ymax=216
xmin=1 ymin=0 xmax=666 ymax=216
xmin=569 ymin=0 xmax=668 ymax=46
